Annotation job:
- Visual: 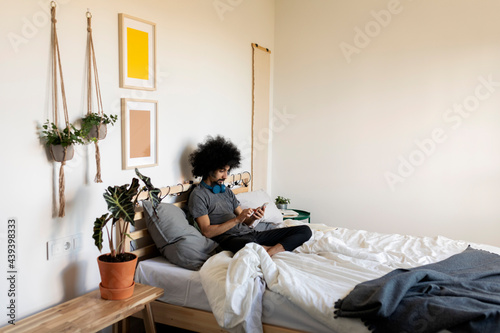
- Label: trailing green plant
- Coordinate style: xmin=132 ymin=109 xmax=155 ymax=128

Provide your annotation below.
xmin=92 ymin=168 xmax=161 ymax=260
xmin=81 ymin=112 xmax=118 ymax=140
xmin=275 ymin=196 xmax=291 ymax=205
xmin=42 ymin=120 xmax=85 ymax=147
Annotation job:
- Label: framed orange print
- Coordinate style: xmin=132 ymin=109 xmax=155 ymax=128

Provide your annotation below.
xmin=121 ymin=98 xmax=158 ymax=169
xmin=118 ymin=14 xmax=156 ymax=90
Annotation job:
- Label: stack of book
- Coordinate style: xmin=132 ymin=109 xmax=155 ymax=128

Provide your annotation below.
xmin=280 ymin=209 xmax=299 ymax=218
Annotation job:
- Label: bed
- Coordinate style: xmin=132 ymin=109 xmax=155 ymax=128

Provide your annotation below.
xmin=126 ymin=173 xmax=500 ymax=333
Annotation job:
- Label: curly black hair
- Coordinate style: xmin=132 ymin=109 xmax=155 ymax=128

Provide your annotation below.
xmin=189 ymin=135 xmax=241 ymax=179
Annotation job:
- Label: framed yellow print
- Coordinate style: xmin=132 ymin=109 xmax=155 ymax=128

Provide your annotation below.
xmin=118 ymin=14 xmax=156 ymax=90
xmin=121 ymin=98 xmax=158 ymax=169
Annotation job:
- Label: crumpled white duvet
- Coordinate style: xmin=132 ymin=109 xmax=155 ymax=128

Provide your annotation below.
xmin=199 ymin=222 xmax=486 ymax=333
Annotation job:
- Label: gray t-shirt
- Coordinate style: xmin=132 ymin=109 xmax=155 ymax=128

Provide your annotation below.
xmin=188 ymin=184 xmax=254 ymax=242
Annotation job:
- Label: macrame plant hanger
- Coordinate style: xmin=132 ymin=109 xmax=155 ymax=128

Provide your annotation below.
xmin=51 ymin=1 xmax=70 ymax=217
xmin=86 ymin=9 xmax=105 ymax=183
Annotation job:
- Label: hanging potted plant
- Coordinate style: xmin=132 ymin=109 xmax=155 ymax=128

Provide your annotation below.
xmin=42 ymin=120 xmax=84 ymax=162
xmin=81 ymin=112 xmax=118 ymax=183
xmin=92 ymin=168 xmax=161 ymax=300
xmin=81 ymin=112 xmax=118 ymax=142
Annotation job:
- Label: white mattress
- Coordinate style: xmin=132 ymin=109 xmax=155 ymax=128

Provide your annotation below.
xmin=135 ymin=256 xmax=337 ymax=332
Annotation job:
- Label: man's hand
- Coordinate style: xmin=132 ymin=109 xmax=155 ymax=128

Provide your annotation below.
xmin=237 ymin=208 xmax=255 ymax=223
xmin=252 ymin=205 xmax=266 ymax=220
xmin=242 ymin=205 xmax=266 ymax=226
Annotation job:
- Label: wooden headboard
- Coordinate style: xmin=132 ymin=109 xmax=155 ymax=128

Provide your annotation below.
xmin=125 ymin=172 xmax=252 ymax=262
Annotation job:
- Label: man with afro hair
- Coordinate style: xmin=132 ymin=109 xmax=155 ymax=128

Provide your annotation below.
xmin=188 ymin=135 xmax=311 ymax=256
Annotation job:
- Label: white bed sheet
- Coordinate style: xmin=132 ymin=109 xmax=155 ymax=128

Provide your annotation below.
xmin=135 ymin=224 xmax=500 ymax=333
xmin=135 ymin=256 xmax=338 ymax=332
xmin=199 ymin=222 xmax=500 ymax=333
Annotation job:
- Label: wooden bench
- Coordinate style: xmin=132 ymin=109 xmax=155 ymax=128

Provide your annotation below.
xmin=0 ymin=283 xmax=163 ymax=333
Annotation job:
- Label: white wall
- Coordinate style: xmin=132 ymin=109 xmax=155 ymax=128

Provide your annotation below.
xmin=272 ymin=0 xmax=500 ymax=246
xmin=0 ymin=0 xmax=274 ymax=324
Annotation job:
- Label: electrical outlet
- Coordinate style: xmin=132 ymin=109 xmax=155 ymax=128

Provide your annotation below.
xmin=73 ymin=234 xmax=82 ymax=251
xmin=47 ymin=233 xmax=83 ymax=260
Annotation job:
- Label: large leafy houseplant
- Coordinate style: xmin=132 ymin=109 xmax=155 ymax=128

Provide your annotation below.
xmin=92 ymin=168 xmax=161 ymax=262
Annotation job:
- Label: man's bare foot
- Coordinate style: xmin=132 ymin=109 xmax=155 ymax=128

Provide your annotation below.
xmin=262 ymin=245 xmax=272 ymax=252
xmin=265 ymin=244 xmax=285 ymax=256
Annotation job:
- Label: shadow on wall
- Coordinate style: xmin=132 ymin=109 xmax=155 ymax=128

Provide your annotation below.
xmin=179 ymin=143 xmax=196 ymax=181
xmin=62 ymin=260 xmax=87 ymax=302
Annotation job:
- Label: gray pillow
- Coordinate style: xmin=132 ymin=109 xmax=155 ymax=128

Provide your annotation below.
xmin=142 ymin=201 xmax=218 ymax=270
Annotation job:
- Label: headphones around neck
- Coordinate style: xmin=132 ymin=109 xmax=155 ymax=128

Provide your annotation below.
xmin=201 ymin=181 xmax=226 ymax=194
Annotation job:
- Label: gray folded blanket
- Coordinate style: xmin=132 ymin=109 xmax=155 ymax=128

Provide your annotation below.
xmin=334 ymin=246 xmax=500 ymax=333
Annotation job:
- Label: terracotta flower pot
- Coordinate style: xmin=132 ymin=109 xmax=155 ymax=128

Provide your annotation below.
xmin=97 ymin=253 xmax=137 ymax=300
xmin=50 ymin=144 xmax=75 ymax=162
xmin=87 ymin=124 xmax=107 ymax=140
xmin=99 ymin=282 xmax=135 ymax=300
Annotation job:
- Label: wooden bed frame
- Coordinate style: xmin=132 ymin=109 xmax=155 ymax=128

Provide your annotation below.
xmin=125 ymin=173 xmax=304 ymax=333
